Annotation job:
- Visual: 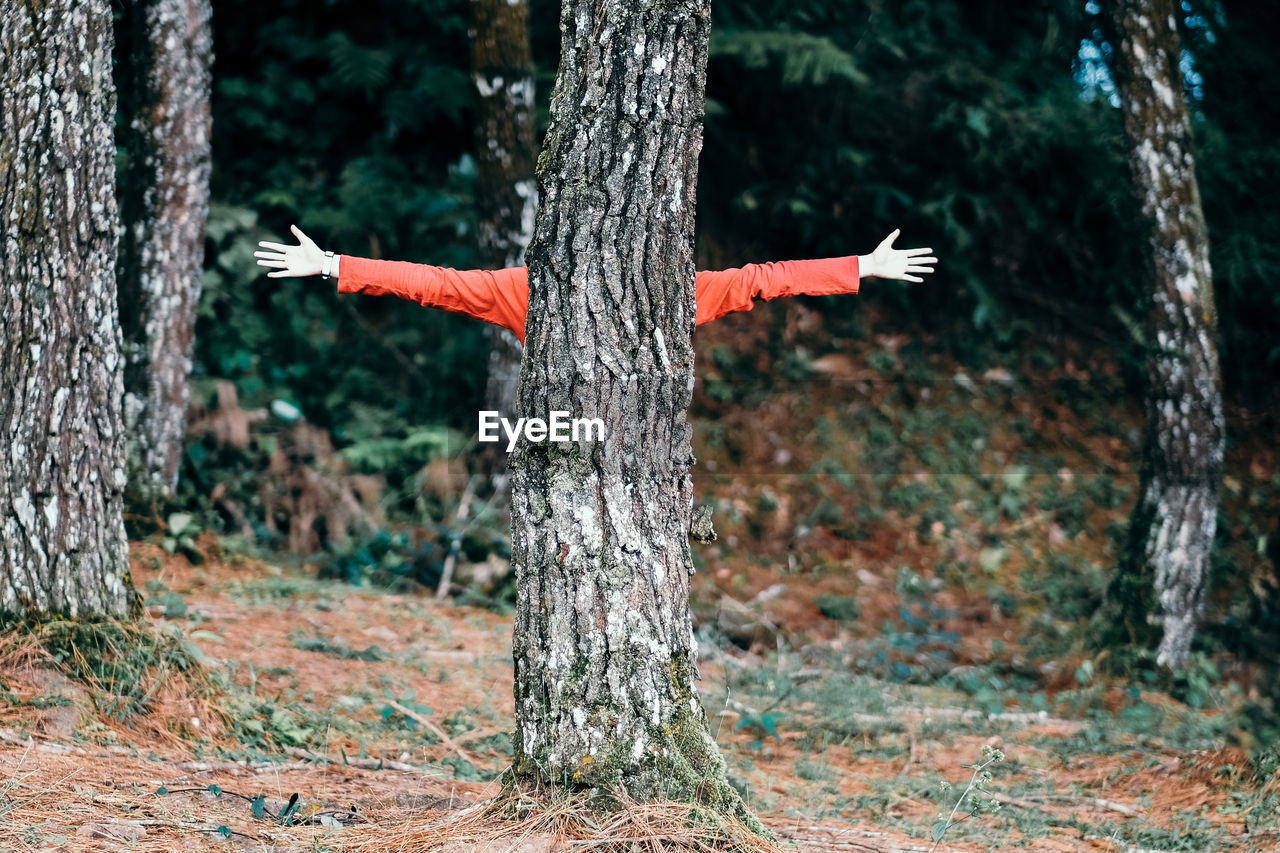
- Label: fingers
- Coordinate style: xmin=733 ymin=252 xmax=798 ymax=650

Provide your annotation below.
xmin=904 ymin=265 xmax=935 ymax=274
xmin=903 ymin=274 xmax=923 ymax=283
xmin=267 ymin=270 xmax=295 ymax=278
xmin=259 ymin=241 xmax=292 ymax=252
xmin=255 ymin=249 xmax=289 ymax=270
xmin=904 ymin=249 xmax=935 ymax=258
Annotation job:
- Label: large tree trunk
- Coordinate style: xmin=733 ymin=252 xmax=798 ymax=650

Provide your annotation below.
xmin=0 ymin=0 xmax=136 ymax=621
xmin=1106 ymin=0 xmax=1225 ymax=672
xmin=508 ymin=0 xmax=750 ymax=820
xmin=117 ymin=0 xmax=213 ymax=509
xmin=472 ymin=0 xmax=537 ymax=503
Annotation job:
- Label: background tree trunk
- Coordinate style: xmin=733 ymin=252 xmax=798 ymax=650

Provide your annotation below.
xmin=0 ymin=0 xmax=136 ymax=621
xmin=472 ymin=0 xmax=537 ymax=504
xmin=1105 ymin=0 xmax=1225 ymax=672
xmin=508 ymin=0 xmax=751 ymax=820
xmin=117 ymin=0 xmax=214 ymax=509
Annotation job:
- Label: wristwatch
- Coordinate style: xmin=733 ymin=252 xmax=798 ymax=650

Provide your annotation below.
xmin=321 ymin=250 xmax=335 ymax=280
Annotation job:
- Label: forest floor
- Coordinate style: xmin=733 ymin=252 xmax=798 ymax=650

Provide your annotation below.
xmin=0 ymin=543 xmax=1274 ymax=852
xmin=3 ymin=301 xmax=1278 ymax=852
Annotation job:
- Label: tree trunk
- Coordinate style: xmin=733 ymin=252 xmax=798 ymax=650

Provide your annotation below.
xmin=117 ymin=0 xmax=213 ymax=509
xmin=508 ymin=0 xmax=750 ymax=820
xmin=472 ymin=0 xmax=537 ymax=501
xmin=0 ymin=0 xmax=136 ymax=622
xmin=1106 ymin=0 xmax=1225 ymax=672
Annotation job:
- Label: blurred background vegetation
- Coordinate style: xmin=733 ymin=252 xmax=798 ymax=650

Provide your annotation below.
xmin=112 ymin=0 xmax=1278 ymax=728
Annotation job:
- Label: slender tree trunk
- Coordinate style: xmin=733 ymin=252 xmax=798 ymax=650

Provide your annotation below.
xmin=472 ymin=0 xmax=537 ymax=501
xmin=0 ymin=0 xmax=136 ymax=622
xmin=1106 ymin=0 xmax=1225 ymax=672
xmin=508 ymin=0 xmax=751 ymax=820
xmin=117 ymin=0 xmax=213 ymax=509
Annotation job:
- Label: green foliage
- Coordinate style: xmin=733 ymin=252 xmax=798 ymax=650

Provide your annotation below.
xmin=1252 ymin=745 xmax=1279 ymax=786
xmin=815 ymin=594 xmax=860 ymax=623
xmin=1183 ymin=2 xmax=1280 ymax=390
xmin=169 ymin=0 xmax=495 ymax=570
xmin=225 ymin=697 xmax=333 ymax=752
xmin=710 ymin=31 xmax=867 ymax=87
xmin=290 ymin=630 xmax=388 ymax=662
xmin=700 ymin=0 xmax=1280 ymax=391
xmin=734 ymin=710 xmax=784 ymax=750
xmin=379 ymin=688 xmax=433 ymax=728
xmin=162 ymin=512 xmax=203 ymax=562
xmin=704 ymin=0 xmax=1143 ymax=344
xmin=317 ymin=529 xmax=442 ymax=588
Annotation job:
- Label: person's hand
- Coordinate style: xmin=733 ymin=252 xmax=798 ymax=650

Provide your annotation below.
xmin=861 ymin=229 xmax=937 ymax=282
xmin=255 ymin=225 xmax=326 ymax=278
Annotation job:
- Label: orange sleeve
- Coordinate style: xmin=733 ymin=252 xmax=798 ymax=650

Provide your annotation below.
xmin=336 ymin=256 xmax=531 ymax=343
xmin=336 ymin=254 xmax=859 ymax=340
xmin=694 ymin=255 xmax=860 ymax=326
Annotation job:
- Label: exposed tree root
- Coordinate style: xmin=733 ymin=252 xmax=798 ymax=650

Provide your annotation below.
xmin=347 ymin=775 xmax=786 ymax=853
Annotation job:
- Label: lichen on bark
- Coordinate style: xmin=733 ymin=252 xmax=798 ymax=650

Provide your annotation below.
xmin=506 ymin=0 xmax=757 ymax=828
xmin=1101 ymin=0 xmax=1225 ymax=673
xmin=116 ymin=0 xmax=213 ymax=509
xmin=1 ymin=0 xmax=136 ymax=622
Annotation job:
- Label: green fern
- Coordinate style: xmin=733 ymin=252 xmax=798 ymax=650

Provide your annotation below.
xmin=710 ymin=31 xmax=867 ymax=87
xmin=324 ymin=33 xmax=393 ymax=97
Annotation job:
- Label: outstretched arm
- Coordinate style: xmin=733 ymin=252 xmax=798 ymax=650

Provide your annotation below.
xmin=694 ymin=229 xmax=937 ymax=326
xmin=255 ymin=226 xmax=530 ymax=341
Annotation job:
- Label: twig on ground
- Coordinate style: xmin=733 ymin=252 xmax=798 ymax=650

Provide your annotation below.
xmin=383 ymin=701 xmax=478 ymax=766
xmin=899 ymin=727 xmax=919 ymax=777
xmin=281 ymin=746 xmax=429 ymax=774
xmin=990 ymin=792 xmax=1143 ymax=817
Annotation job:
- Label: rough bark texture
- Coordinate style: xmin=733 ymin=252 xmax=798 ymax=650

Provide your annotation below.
xmin=117 ymin=0 xmax=213 ymax=508
xmin=0 ymin=0 xmax=136 ymax=622
xmin=1106 ymin=0 xmax=1225 ymax=672
xmin=508 ymin=0 xmax=750 ymax=820
xmin=472 ymin=0 xmax=537 ymax=509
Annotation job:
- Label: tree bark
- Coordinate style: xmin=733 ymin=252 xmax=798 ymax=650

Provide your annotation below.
xmin=508 ymin=0 xmax=751 ymax=820
xmin=0 ymin=0 xmax=136 ymax=622
xmin=472 ymin=0 xmax=537 ymax=502
xmin=1105 ymin=0 xmax=1225 ymax=672
xmin=117 ymin=0 xmax=213 ymax=509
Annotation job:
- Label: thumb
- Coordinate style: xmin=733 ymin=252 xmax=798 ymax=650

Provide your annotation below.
xmin=290 ymin=224 xmax=314 ymax=247
xmin=878 ymin=228 xmax=901 ymax=250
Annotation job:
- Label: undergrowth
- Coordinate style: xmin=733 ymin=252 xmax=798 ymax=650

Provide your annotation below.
xmin=0 ymin=617 xmax=224 ymax=737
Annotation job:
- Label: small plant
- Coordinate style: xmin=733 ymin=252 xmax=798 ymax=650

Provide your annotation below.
xmin=162 ymin=512 xmax=204 ymax=563
xmin=930 ymin=744 xmax=1005 ymax=851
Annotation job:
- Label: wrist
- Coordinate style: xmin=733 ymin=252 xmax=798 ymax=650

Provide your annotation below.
xmin=858 ymin=254 xmax=876 ymax=278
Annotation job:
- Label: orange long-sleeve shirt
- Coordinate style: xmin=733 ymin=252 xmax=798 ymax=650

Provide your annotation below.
xmin=336 ymin=254 xmax=860 ymax=344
